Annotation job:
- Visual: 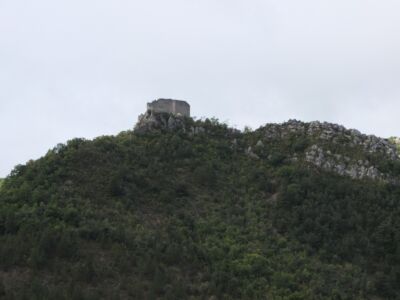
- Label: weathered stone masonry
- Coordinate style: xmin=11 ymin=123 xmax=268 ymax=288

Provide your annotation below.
xmin=147 ymin=99 xmax=190 ymax=117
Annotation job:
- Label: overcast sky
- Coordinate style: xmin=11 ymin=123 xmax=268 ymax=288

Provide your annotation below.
xmin=1 ymin=0 xmax=400 ymax=177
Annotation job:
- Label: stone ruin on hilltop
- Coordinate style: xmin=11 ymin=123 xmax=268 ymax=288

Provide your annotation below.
xmin=147 ymin=98 xmax=190 ymax=117
xmin=134 ymin=98 xmax=192 ymax=133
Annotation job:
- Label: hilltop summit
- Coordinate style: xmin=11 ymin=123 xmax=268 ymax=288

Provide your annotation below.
xmin=134 ymin=99 xmax=192 ymax=133
xmin=2 ymin=105 xmax=400 ymax=298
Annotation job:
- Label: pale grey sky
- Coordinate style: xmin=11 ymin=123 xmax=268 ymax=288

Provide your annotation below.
xmin=1 ymin=0 xmax=400 ymax=177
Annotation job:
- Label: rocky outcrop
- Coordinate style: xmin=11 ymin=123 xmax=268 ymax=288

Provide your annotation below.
xmin=259 ymin=120 xmax=400 ymax=183
xmin=262 ymin=119 xmax=398 ymax=160
xmin=134 ymin=110 xmax=188 ymax=133
xmin=134 ymin=111 xmax=400 ymax=183
xmin=245 ymin=146 xmax=260 ymax=160
xmin=389 ymin=137 xmax=400 ymax=154
xmin=134 ymin=110 xmax=206 ymax=135
xmin=304 ymin=144 xmax=389 ymax=181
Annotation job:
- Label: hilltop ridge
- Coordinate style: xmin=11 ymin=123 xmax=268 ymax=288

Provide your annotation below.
xmin=1 ymin=112 xmax=400 ymax=299
xmin=255 ymin=119 xmax=400 ymax=183
xmin=135 ymin=111 xmax=400 ymax=183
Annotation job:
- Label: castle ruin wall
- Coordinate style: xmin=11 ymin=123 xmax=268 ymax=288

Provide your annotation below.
xmin=147 ymin=99 xmax=190 ymax=117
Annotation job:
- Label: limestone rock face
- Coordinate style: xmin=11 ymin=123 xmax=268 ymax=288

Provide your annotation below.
xmin=245 ymin=146 xmax=260 ymax=159
xmin=134 ymin=110 xmax=400 ymax=183
xmin=255 ymin=140 xmax=264 ymax=148
xmin=134 ymin=110 xmax=207 ymax=136
xmin=259 ymin=120 xmax=400 ymax=183
xmin=262 ymin=119 xmax=398 ymax=160
xmin=304 ymin=144 xmax=387 ymax=181
xmin=134 ymin=110 xmax=188 ymax=133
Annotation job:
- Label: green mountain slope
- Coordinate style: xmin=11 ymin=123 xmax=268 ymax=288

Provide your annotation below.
xmin=0 ymin=116 xmax=400 ymax=299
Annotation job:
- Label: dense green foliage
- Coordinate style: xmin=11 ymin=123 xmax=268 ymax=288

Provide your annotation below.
xmin=0 ymin=119 xmax=400 ymax=299
xmin=0 ymin=178 xmax=3 ymax=189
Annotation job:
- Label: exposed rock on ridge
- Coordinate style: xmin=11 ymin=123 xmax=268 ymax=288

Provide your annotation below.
xmin=134 ymin=110 xmax=207 ymax=136
xmin=135 ymin=112 xmax=400 ymax=183
xmin=262 ymin=119 xmax=398 ymax=160
xmin=134 ymin=110 xmax=187 ymax=133
xmin=304 ymin=144 xmax=385 ymax=181
xmin=259 ymin=120 xmax=400 ymax=183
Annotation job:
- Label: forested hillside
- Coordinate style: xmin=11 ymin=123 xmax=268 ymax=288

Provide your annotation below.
xmin=1 ymin=116 xmax=400 ymax=299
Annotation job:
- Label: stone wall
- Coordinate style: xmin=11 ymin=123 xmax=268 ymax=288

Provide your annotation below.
xmin=147 ymin=99 xmax=190 ymax=117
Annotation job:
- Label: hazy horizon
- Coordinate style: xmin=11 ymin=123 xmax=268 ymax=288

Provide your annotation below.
xmin=1 ymin=0 xmax=400 ymax=177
